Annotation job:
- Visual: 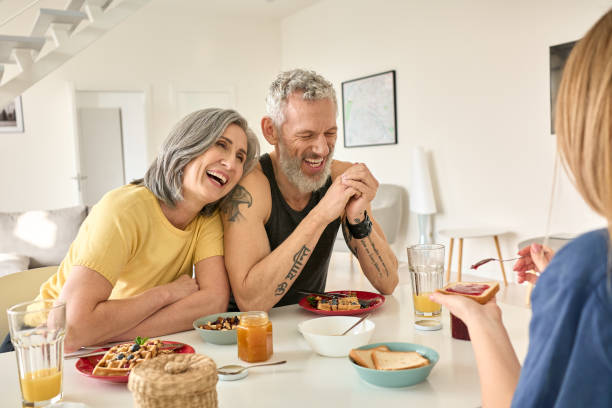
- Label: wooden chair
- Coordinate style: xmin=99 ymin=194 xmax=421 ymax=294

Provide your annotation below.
xmin=439 ymin=228 xmax=509 ymax=285
xmin=0 ymin=266 xmax=58 ymax=339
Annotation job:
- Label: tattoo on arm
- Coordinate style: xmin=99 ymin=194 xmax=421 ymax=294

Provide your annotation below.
xmin=341 ymin=219 xmax=358 ymax=256
xmin=274 ymin=245 xmax=312 ymax=296
xmin=366 ymin=236 xmax=390 ymax=277
xmin=221 ymin=185 xmax=252 ymax=222
xmin=360 ymin=239 xmax=383 ymax=278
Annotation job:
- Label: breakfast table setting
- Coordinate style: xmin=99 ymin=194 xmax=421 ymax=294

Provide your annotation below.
xmin=0 ymin=258 xmax=532 ymax=408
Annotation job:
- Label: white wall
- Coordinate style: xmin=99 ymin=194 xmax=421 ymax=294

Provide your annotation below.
xmin=1 ymin=0 xmax=609 ymax=282
xmin=0 ymin=0 xmax=280 ymax=211
xmin=281 ymin=0 xmax=610 ymax=278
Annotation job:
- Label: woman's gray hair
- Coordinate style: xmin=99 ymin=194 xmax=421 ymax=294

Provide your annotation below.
xmin=134 ymin=108 xmax=259 ymax=216
xmin=265 ymin=69 xmax=337 ymax=128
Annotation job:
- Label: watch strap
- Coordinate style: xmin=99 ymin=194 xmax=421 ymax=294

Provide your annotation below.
xmin=347 ymin=210 xmax=372 ymax=239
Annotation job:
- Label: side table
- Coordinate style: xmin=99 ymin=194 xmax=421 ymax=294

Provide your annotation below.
xmin=438 ymin=228 xmax=509 ymax=286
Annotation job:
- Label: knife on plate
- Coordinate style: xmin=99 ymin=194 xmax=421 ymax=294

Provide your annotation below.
xmin=65 ymin=342 xmax=185 ymax=360
xmin=295 ymin=289 xmax=351 ymax=298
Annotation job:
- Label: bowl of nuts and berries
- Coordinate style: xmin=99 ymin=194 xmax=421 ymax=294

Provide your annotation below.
xmin=193 ymin=312 xmax=242 ymax=345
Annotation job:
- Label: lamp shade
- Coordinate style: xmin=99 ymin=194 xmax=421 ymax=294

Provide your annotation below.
xmin=410 ymin=146 xmax=437 ymax=214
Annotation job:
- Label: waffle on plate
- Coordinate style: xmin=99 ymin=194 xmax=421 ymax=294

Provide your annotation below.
xmin=92 ymin=338 xmax=173 ymax=376
xmin=315 ymin=295 xmax=361 ymax=311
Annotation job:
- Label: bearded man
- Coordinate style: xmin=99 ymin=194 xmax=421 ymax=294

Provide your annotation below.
xmin=222 ymin=69 xmax=398 ymax=311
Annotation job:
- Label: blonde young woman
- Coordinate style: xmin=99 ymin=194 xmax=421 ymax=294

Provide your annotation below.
xmin=1 ymin=109 xmax=259 ymax=353
xmin=432 ymin=9 xmax=612 ymax=408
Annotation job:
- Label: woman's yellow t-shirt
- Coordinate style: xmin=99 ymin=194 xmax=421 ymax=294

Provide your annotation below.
xmin=38 ymin=184 xmax=224 ymax=300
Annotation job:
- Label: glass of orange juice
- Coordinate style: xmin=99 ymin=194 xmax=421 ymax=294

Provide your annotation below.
xmin=7 ymin=299 xmax=66 ymax=407
xmin=407 ymin=244 xmax=444 ymax=331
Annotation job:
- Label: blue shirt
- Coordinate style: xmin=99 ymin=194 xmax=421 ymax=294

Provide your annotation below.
xmin=512 ymin=229 xmax=612 ymax=407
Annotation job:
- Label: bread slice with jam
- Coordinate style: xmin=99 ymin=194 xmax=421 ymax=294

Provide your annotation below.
xmin=436 ymin=281 xmax=500 ymax=304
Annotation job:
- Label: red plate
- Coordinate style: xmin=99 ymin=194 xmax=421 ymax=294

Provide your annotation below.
xmin=298 ymin=290 xmax=385 ymax=316
xmin=75 ymin=341 xmax=195 ymax=383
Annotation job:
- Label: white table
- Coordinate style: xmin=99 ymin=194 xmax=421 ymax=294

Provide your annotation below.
xmin=0 ymin=281 xmax=531 ymax=408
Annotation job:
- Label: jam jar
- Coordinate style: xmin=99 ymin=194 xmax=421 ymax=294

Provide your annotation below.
xmin=237 ymin=311 xmax=273 ymax=363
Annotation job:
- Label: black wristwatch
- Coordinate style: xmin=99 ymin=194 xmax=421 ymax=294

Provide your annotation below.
xmin=347 ymin=210 xmax=372 ymax=239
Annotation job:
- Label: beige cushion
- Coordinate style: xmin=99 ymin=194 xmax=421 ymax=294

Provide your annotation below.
xmin=0 ymin=266 xmax=58 ymax=339
xmin=0 ymin=253 xmax=30 ymax=278
xmin=0 ymin=206 xmax=87 ymax=268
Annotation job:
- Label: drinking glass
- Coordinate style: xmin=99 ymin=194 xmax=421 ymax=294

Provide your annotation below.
xmin=7 ymin=299 xmax=66 ymax=407
xmin=407 ymin=244 xmax=444 ymax=330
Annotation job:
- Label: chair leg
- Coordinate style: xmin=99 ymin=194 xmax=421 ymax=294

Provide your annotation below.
xmin=457 ymin=238 xmax=463 ymax=282
xmin=446 ymin=238 xmax=454 ymax=284
xmin=493 ymin=235 xmax=508 ymax=286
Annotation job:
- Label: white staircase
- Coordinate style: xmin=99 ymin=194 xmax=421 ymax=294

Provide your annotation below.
xmin=0 ymin=0 xmax=151 ymax=107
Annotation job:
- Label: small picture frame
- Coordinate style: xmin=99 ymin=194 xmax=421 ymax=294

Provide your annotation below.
xmin=0 ymin=96 xmax=24 ymax=133
xmin=549 ymin=41 xmax=576 ymax=134
xmin=342 ymin=70 xmax=397 ymax=148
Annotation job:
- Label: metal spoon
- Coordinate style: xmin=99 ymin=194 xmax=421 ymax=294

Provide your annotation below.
xmin=216 ymin=360 xmax=287 ymax=375
xmin=471 ymin=257 xmax=520 ymax=270
xmin=339 ymin=313 xmax=370 ymax=336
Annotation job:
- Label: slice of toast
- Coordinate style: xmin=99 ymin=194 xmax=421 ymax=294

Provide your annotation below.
xmin=349 ymin=345 xmax=390 ymax=369
xmin=436 ymin=281 xmax=499 ymax=304
xmin=371 ymin=350 xmax=430 ymax=371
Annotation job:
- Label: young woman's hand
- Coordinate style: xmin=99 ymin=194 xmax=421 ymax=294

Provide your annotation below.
xmin=429 ymin=291 xmax=502 ymax=327
xmin=512 ymin=243 xmax=554 ymax=284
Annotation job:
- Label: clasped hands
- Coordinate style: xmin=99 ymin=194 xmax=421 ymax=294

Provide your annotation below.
xmin=318 ymin=163 xmax=378 ymax=224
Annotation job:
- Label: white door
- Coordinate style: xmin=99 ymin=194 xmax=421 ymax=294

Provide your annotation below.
xmin=77 ymin=108 xmax=125 ymax=207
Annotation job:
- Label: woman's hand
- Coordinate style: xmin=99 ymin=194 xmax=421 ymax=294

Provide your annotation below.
xmin=512 ymin=243 xmax=554 ymax=284
xmin=429 ymin=291 xmax=501 ymax=327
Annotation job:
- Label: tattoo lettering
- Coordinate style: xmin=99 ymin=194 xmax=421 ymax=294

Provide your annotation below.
xmin=275 ymin=282 xmax=288 ymax=296
xmin=221 ymin=185 xmax=252 ymax=222
xmin=341 ymin=219 xmax=358 ymax=256
xmin=286 ymin=245 xmax=311 ymax=279
xmin=275 ymin=245 xmax=312 ymax=297
xmin=360 ymin=239 xmax=383 ymax=278
xmin=367 ymin=236 xmax=390 ymax=277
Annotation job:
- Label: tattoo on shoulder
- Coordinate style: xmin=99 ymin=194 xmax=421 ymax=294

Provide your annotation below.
xmin=221 ymin=185 xmax=252 ymax=222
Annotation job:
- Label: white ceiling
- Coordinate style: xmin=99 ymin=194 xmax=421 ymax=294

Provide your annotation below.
xmin=180 ymin=0 xmax=320 ymax=20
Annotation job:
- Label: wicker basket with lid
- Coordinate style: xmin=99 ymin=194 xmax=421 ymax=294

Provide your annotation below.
xmin=128 ymin=353 xmax=218 ymax=408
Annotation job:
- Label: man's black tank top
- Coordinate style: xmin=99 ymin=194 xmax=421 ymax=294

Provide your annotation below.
xmin=228 ymin=153 xmax=341 ymax=311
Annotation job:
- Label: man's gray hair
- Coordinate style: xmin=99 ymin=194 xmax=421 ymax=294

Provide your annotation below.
xmin=265 ymin=69 xmax=337 ymax=128
xmin=135 ymin=108 xmax=260 ymax=216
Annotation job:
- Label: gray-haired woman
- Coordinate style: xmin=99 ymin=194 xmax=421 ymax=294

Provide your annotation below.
xmin=32 ymin=108 xmax=259 ymax=353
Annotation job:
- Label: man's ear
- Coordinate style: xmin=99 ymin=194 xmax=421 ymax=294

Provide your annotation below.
xmin=261 ymin=116 xmax=278 ymax=145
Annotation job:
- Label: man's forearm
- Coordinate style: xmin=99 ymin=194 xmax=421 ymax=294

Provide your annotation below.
xmin=234 ymin=211 xmax=329 ymax=311
xmin=342 ymin=219 xmax=399 ymax=294
xmin=107 ymin=288 xmax=228 ymax=342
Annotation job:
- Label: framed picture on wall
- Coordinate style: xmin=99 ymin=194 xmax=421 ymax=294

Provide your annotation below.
xmin=0 ymin=96 xmax=24 ymax=133
xmin=341 ymin=70 xmax=397 ymax=148
xmin=550 ymin=41 xmax=576 ymax=134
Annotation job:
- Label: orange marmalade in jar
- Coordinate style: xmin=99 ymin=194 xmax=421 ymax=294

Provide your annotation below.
xmin=237 ymin=311 xmax=273 ymax=363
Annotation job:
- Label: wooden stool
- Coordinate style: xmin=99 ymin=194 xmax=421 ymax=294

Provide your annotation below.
xmin=438 ymin=228 xmax=509 ymax=286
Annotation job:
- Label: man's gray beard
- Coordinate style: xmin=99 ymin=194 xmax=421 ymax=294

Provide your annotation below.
xmin=278 ymin=139 xmax=333 ymax=193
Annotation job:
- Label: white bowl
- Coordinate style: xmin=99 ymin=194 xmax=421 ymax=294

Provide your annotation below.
xmin=298 ymin=316 xmax=375 ymax=357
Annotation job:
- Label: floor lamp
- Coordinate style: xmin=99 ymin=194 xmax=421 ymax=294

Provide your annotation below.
xmin=410 ymin=146 xmax=437 ymax=244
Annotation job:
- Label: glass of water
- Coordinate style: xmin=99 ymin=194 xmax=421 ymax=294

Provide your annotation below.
xmin=407 ymin=244 xmax=444 ymax=331
xmin=7 ymin=299 xmax=66 ymax=407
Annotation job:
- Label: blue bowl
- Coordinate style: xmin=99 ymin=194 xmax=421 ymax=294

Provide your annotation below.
xmin=348 ymin=342 xmax=439 ymax=387
xmin=193 ymin=312 xmax=242 ymax=345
